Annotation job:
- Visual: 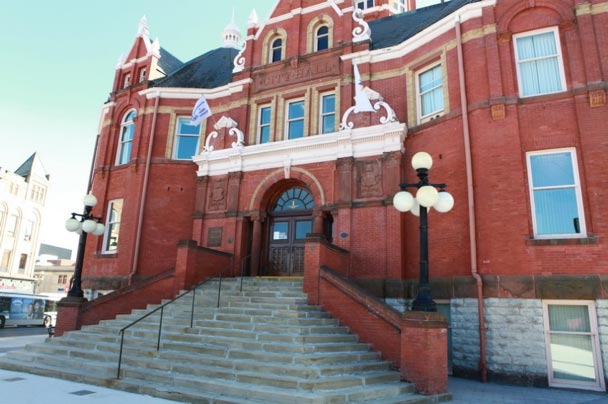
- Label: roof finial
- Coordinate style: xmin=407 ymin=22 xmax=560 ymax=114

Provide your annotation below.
xmin=248 ymin=9 xmax=259 ymax=28
xmin=137 ymin=15 xmax=150 ymax=39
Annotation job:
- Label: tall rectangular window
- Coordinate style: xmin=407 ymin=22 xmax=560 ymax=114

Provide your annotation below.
xmin=18 ymin=254 xmax=27 ymax=272
xmin=1 ymin=250 xmax=11 ymax=270
xmin=102 ymin=199 xmax=123 ymax=253
xmin=286 ymin=100 xmax=305 ymax=140
xmin=6 ymin=214 xmax=18 ymax=238
xmin=258 ymin=105 xmax=271 ymax=144
xmin=526 ymin=149 xmax=585 ymax=238
xmin=514 ymin=27 xmax=565 ymax=97
xmin=417 ymin=63 xmax=444 ymax=123
xmin=173 ymin=117 xmax=201 ymax=160
xmin=543 ymin=301 xmax=605 ymax=391
xmin=320 ymin=93 xmax=336 ymax=134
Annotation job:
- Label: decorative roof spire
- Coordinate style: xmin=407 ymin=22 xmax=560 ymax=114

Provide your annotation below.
xmin=222 ymin=11 xmax=241 ymax=48
xmin=248 ymin=9 xmax=259 ymax=28
xmin=137 ymin=15 xmax=150 ymax=39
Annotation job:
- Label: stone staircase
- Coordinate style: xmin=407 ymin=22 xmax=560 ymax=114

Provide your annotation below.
xmin=0 ymin=277 xmax=451 ymax=404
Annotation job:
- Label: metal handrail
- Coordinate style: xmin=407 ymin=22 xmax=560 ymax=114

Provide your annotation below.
xmin=239 ymin=254 xmax=251 ymax=292
xmin=116 ymin=265 xmax=233 ymax=379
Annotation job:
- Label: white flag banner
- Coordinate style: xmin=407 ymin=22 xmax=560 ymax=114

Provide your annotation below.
xmin=353 ymin=64 xmax=375 ymax=113
xmin=191 ymin=95 xmax=212 ymax=125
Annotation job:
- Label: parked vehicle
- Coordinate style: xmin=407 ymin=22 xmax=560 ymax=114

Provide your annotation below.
xmin=0 ymin=291 xmax=58 ymax=328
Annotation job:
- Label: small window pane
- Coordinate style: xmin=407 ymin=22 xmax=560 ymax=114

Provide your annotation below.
xmin=273 ymin=222 xmax=288 ymax=240
xmin=530 ymin=153 xmax=574 ymax=188
xmin=175 ymin=118 xmax=200 ymax=159
xmin=288 ymin=101 xmax=304 ymax=118
xmin=295 ymin=221 xmax=312 ymax=240
xmin=548 ymin=304 xmax=590 ymax=333
xmin=550 ymin=334 xmax=596 ymax=382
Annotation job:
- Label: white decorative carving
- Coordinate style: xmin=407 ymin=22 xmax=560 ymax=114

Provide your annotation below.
xmin=352 ymin=8 xmax=371 ymax=43
xmin=204 ymin=116 xmax=245 ymax=152
xmin=340 ymin=106 xmax=357 ymax=130
xmin=229 ymin=128 xmax=245 ymax=149
xmin=203 ymin=131 xmax=219 ymax=152
xmin=340 ymin=100 xmax=397 ymax=130
xmin=137 ymin=16 xmax=149 ymax=39
xmin=214 ymin=115 xmax=238 ymax=130
xmin=374 ymin=101 xmax=397 ymax=124
xmin=233 ymin=40 xmax=247 ymax=73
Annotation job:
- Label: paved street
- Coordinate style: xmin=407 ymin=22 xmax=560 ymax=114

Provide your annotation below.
xmin=0 ymin=326 xmax=48 ymax=353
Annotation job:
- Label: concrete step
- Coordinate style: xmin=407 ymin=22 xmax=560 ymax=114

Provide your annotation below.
xmin=0 ymin=277 xmax=448 ymax=404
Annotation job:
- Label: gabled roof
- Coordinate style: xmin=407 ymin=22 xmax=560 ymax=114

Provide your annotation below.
xmin=151 ymin=47 xmax=239 ymax=89
xmin=370 ymin=0 xmax=481 ymax=50
xmin=158 ymin=47 xmax=183 ymax=75
xmin=14 ymin=152 xmax=50 ymax=181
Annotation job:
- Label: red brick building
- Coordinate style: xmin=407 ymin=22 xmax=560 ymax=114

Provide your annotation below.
xmin=77 ymin=0 xmax=607 ymax=392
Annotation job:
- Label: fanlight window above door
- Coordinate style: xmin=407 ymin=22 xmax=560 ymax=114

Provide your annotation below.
xmin=274 ymin=188 xmax=314 ymax=212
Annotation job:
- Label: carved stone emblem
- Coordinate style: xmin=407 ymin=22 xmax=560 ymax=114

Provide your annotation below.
xmin=356 ymin=160 xmax=383 ymax=198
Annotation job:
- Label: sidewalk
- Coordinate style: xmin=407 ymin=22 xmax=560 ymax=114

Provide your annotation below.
xmin=0 ymin=366 xmax=606 ymax=404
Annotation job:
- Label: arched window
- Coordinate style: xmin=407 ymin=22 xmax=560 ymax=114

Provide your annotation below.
xmin=274 ymin=187 xmax=314 ymax=212
xmin=270 ymin=38 xmax=283 ymax=63
xmin=116 ymin=110 xmax=136 ymax=165
xmin=315 ymin=26 xmax=329 ymax=51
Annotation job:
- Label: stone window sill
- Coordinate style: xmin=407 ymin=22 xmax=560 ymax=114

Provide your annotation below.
xmin=525 ymin=236 xmax=599 ymax=246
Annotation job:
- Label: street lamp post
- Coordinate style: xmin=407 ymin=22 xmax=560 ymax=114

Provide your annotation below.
xmin=65 ymin=194 xmax=105 ymax=299
xmin=393 ymin=152 xmax=454 ymax=312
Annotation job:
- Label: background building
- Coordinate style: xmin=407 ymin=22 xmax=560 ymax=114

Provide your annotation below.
xmin=0 ymin=153 xmax=49 ymax=292
xmin=70 ymin=0 xmax=607 ymax=392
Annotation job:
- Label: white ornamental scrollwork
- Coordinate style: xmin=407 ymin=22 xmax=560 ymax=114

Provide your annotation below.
xmin=352 ymin=8 xmax=371 ymax=43
xmin=229 ymin=127 xmax=245 ymax=149
xmin=203 ymin=131 xmax=219 ymax=152
xmin=232 ymin=40 xmax=247 ymax=73
xmin=340 ymin=106 xmax=357 ymax=130
xmin=339 ymin=101 xmax=397 ymax=130
xmin=374 ymin=101 xmax=397 ymax=124
xmin=203 ymin=116 xmax=245 ymax=152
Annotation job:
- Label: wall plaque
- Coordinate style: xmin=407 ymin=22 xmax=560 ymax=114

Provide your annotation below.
xmin=207 ymin=227 xmax=223 ymax=247
xmin=253 ymin=56 xmax=340 ymax=93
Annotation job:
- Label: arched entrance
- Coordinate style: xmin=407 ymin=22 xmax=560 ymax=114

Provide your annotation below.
xmin=266 ymin=186 xmax=314 ymax=276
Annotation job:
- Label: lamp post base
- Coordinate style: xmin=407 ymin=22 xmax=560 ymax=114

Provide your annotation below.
xmin=411 ymin=286 xmax=437 ymax=312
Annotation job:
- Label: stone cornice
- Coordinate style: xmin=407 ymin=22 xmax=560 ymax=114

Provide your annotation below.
xmin=193 ymin=122 xmax=406 ymax=177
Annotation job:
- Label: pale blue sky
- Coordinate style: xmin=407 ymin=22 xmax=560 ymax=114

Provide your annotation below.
xmin=0 ymin=1 xmax=276 ymax=257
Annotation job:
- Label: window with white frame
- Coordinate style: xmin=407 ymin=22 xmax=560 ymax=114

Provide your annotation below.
xmin=102 ymin=199 xmax=123 ymax=253
xmin=173 ymin=117 xmax=201 ymax=160
xmin=355 ymin=0 xmax=374 ymax=9
xmin=286 ymin=99 xmax=305 ymax=140
xmin=6 ymin=214 xmax=18 ymax=238
xmin=526 ymin=149 xmax=585 ymax=238
xmin=320 ymin=93 xmax=336 ymax=134
xmin=116 ymin=110 xmax=136 ymax=165
xmin=139 ymin=68 xmax=146 ymax=83
xmin=123 ymin=73 xmax=131 ymax=88
xmin=270 ymin=38 xmax=283 ymax=63
xmin=514 ymin=27 xmax=565 ymax=98
xmin=543 ymin=301 xmax=605 ymax=391
xmin=315 ymin=26 xmax=329 ymax=51
xmin=417 ymin=63 xmax=444 ymax=123
xmin=257 ymin=105 xmax=272 ymax=144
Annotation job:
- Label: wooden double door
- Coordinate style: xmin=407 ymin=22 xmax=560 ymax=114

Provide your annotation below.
xmin=267 ymin=215 xmax=312 ymax=276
